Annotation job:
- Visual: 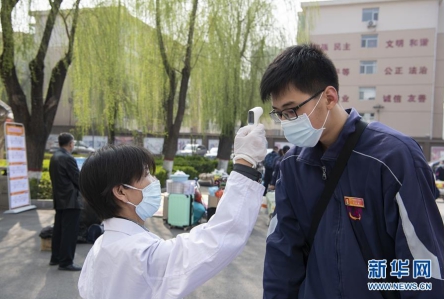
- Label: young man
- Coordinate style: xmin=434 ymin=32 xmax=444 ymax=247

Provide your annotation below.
xmin=49 ymin=133 xmax=83 ymax=271
xmin=261 ymin=44 xmax=443 ymax=298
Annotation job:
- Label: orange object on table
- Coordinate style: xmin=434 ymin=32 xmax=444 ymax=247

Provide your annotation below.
xmin=215 ymin=189 xmax=224 ymax=199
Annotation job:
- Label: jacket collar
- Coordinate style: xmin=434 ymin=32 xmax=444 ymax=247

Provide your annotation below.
xmin=103 ymin=217 xmax=149 ymax=235
xmin=297 ymin=108 xmax=362 ymax=165
xmin=58 ymin=147 xmax=70 ymax=155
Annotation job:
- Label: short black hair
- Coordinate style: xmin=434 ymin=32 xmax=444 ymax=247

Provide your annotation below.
xmin=58 ymin=133 xmax=74 ymax=147
xmin=260 ymin=44 xmax=339 ymax=102
xmin=283 ymin=145 xmax=290 ymax=153
xmin=79 ymin=145 xmax=156 ymax=220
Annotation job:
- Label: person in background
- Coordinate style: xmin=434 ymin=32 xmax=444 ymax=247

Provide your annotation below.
xmin=192 ymin=188 xmax=206 ymax=224
xmin=268 ymin=145 xmax=290 ymax=191
xmin=261 ymin=44 xmax=443 ymax=298
xmin=262 ymin=146 xmax=279 ymax=195
xmin=49 ymin=133 xmax=83 ymax=271
xmin=435 ymin=160 xmax=444 ymax=181
xmin=78 ymin=124 xmax=267 ymax=299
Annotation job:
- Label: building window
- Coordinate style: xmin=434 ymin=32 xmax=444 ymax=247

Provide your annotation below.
xmin=361 ymin=35 xmax=378 ymax=48
xmin=360 ymin=61 xmax=377 ymax=74
xmin=359 ymin=87 xmax=376 ymax=100
xmin=362 ymin=8 xmax=379 ymax=22
xmin=359 ymin=112 xmax=375 ymax=122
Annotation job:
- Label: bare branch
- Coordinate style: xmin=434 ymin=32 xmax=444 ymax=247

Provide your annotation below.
xmin=44 ymin=0 xmax=81 ymax=121
xmin=66 ymin=0 xmax=81 ymax=60
xmin=1 ymin=0 xmax=20 ymax=71
xmin=30 ymin=0 xmax=63 ymax=72
xmin=155 ymin=0 xmax=174 ymax=79
xmin=59 ymin=10 xmax=72 ymax=41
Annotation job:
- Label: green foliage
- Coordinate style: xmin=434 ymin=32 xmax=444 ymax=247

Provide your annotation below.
xmin=174 ymin=156 xmax=218 ymax=174
xmin=155 ymin=167 xmax=168 ymax=188
xmin=227 ymin=160 xmax=234 ymax=174
xmin=154 ymin=157 xmax=219 ymax=188
xmin=42 ymin=159 xmax=50 ymax=171
xmin=29 ymin=172 xmax=53 ymax=199
xmin=72 ymin=5 xmax=165 ymax=136
xmin=192 ymin=0 xmax=278 ymax=157
xmin=29 ymin=178 xmax=39 ymax=200
xmin=38 ymin=172 xmax=53 ymax=199
xmin=154 ymin=157 xmax=164 ymax=167
xmin=70 ymin=1 xmax=283 ymax=157
xmin=172 ymin=165 xmax=199 ymax=180
xmin=297 ymin=4 xmax=320 ymax=45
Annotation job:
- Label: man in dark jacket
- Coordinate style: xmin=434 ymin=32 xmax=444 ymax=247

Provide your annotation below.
xmin=262 ymin=146 xmax=279 ymax=195
xmin=269 ymin=145 xmax=290 ymax=190
xmin=435 ymin=160 xmax=444 ymax=181
xmin=49 ymin=133 xmax=83 ymax=271
xmin=261 ymin=44 xmax=443 ymax=298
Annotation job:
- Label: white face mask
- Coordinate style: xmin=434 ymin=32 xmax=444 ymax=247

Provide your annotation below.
xmin=123 ymin=180 xmax=162 ymax=221
xmin=280 ymin=92 xmax=330 ymax=148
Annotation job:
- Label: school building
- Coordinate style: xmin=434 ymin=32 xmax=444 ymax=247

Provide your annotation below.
xmin=298 ymin=0 xmax=444 ymax=160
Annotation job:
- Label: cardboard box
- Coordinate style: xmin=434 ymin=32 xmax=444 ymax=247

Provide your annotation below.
xmin=208 ymin=195 xmax=220 ymax=208
xmin=40 ymin=238 xmax=51 ymax=251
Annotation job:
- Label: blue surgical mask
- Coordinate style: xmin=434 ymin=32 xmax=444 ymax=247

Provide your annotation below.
xmin=123 ymin=180 xmax=162 ymax=221
xmin=281 ymin=92 xmax=329 ymax=148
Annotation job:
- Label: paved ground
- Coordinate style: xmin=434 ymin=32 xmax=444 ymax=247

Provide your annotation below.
xmin=0 ymin=197 xmax=442 ymax=299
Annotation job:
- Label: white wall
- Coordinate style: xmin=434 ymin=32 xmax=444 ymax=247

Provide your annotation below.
xmin=305 ymin=0 xmax=440 ymax=35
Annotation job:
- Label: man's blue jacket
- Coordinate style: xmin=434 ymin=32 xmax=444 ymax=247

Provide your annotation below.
xmin=263 ymin=109 xmax=444 ymax=299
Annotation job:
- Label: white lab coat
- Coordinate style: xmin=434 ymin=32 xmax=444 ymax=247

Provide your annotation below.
xmin=78 ymin=171 xmax=264 ymax=299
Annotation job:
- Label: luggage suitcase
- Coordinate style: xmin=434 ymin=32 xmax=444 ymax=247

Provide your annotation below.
xmin=167 ymin=194 xmax=193 ymax=230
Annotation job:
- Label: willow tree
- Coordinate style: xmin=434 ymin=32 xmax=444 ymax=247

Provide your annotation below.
xmin=196 ymin=0 xmax=273 ymax=169
xmin=296 ymin=2 xmax=320 ymax=44
xmin=0 ymin=0 xmax=80 ymax=175
xmin=150 ymin=0 xmax=200 ymax=174
xmin=72 ymin=5 xmax=164 ymax=144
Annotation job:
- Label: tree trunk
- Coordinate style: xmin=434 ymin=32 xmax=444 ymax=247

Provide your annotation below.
xmin=162 ymin=127 xmax=180 ymax=175
xmin=217 ymin=123 xmax=235 ymax=172
xmin=157 ymin=0 xmax=199 ymax=165
xmin=0 ymin=0 xmax=80 ymax=174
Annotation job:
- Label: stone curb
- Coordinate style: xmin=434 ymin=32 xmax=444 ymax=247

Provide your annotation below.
xmin=31 ymin=199 xmax=53 ymax=209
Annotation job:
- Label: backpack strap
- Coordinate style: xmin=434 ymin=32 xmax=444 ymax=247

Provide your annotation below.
xmin=306 ymin=120 xmax=368 ymax=247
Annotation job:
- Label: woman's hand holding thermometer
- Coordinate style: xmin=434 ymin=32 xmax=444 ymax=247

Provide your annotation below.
xmin=232 ymin=107 xmax=267 ymax=168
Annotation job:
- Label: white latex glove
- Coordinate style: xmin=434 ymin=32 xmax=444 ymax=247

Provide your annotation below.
xmin=232 ymin=124 xmax=267 ymax=168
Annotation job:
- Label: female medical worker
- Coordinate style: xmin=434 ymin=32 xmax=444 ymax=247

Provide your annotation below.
xmin=78 ymin=124 xmax=267 ymax=299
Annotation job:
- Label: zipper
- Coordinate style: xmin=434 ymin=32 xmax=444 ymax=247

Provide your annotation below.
xmin=321 ymin=166 xmax=327 ymax=180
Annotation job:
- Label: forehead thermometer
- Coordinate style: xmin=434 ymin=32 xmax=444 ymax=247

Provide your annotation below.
xmin=248 ymin=107 xmax=263 ymax=126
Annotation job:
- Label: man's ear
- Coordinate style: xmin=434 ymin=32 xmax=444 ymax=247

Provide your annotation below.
xmin=325 ymin=86 xmax=338 ymax=109
xmin=112 ymin=185 xmax=128 ymax=204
